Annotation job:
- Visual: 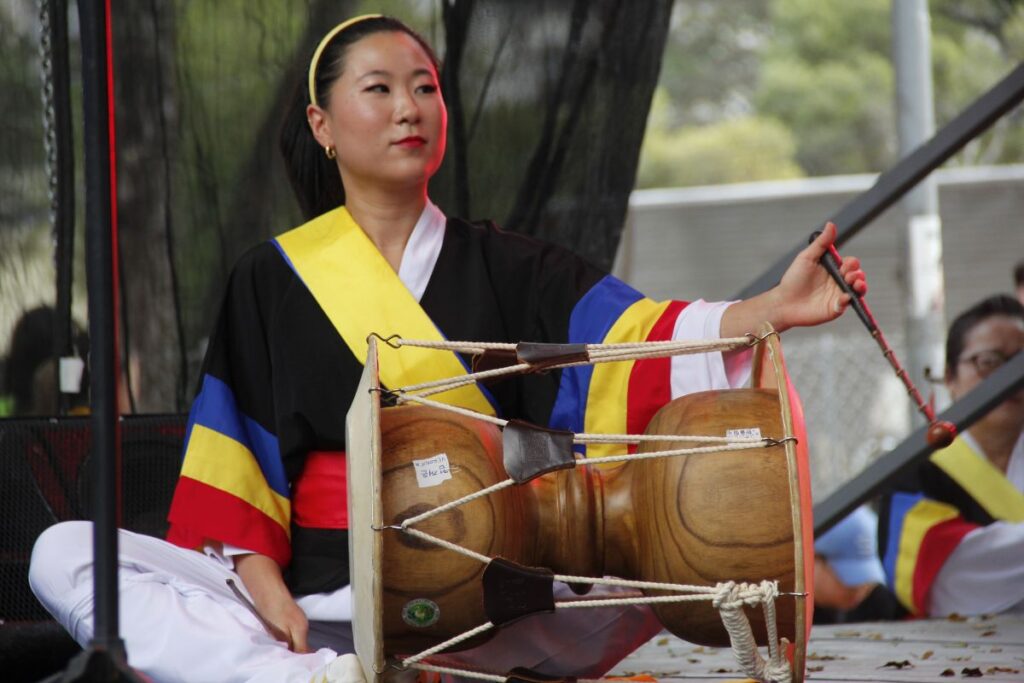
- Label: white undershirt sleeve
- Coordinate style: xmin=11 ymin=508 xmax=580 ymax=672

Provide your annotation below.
xmin=670 ymin=300 xmax=751 ymax=398
xmin=929 ymin=520 xmax=1024 ymax=616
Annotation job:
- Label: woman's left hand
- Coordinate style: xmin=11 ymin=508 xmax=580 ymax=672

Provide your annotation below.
xmin=773 ymin=221 xmax=867 ymax=331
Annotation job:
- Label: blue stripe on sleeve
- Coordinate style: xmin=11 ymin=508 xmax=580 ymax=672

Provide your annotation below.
xmin=185 ymin=373 xmax=289 ymax=498
xmin=882 ymin=492 xmax=923 ymax=587
xmin=548 ymin=275 xmax=644 ymax=442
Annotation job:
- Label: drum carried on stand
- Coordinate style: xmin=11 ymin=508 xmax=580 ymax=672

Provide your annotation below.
xmin=346 ymin=325 xmax=814 ymax=683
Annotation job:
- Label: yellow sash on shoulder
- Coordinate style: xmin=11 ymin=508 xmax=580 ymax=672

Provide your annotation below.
xmin=931 ymin=437 xmax=1024 ymax=522
xmin=275 ymin=207 xmax=494 ymax=416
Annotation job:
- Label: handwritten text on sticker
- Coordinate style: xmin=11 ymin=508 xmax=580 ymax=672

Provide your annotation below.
xmin=413 ymin=453 xmax=453 ymax=488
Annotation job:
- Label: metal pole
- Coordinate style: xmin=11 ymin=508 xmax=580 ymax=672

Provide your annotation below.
xmin=892 ymin=0 xmax=948 ymax=425
xmin=42 ymin=3 xmax=147 ymax=673
xmin=78 ymin=0 xmax=126 ymax=660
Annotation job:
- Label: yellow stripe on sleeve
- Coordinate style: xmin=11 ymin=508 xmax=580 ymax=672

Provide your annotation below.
xmin=180 ymin=424 xmax=291 ymax=532
xmin=893 ymin=498 xmax=960 ymax=614
xmin=584 ymin=298 xmax=670 ymax=459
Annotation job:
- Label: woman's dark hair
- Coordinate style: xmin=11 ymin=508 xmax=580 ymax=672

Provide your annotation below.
xmin=945 ymin=294 xmax=1024 ymax=378
xmin=279 ymin=16 xmax=440 ymax=220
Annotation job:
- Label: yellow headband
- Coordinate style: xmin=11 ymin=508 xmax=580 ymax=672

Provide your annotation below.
xmin=307 ymin=14 xmax=384 ymax=107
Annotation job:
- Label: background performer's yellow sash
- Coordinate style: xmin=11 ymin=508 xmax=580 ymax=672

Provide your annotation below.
xmin=931 ymin=437 xmax=1024 ymax=522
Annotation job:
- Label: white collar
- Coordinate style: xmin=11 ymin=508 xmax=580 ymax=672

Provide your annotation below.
xmin=397 ymin=200 xmax=446 ymax=302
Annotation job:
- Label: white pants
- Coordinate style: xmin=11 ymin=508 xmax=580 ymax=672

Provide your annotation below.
xmin=29 ymin=521 xmax=662 ymax=682
xmin=29 ymin=521 xmax=338 ymax=683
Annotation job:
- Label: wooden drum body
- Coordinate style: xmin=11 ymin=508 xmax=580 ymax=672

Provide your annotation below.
xmin=347 ymin=327 xmax=814 ymax=681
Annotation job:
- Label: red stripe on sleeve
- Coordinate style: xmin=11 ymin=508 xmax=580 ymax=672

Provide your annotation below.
xmin=911 ymin=516 xmax=978 ymax=614
xmin=166 ymin=477 xmax=291 ymax=567
xmin=625 ymin=301 xmax=688 ymax=451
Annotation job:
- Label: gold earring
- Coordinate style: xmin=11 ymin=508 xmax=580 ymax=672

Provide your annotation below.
xmin=325 ymin=145 xmax=336 ymax=159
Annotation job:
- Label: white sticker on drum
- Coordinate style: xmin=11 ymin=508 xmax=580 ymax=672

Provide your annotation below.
xmin=726 ymin=428 xmax=762 ymax=440
xmin=413 ymin=453 xmax=453 ymax=488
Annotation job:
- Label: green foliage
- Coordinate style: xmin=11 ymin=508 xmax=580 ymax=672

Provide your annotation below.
xmin=767 ymin=0 xmax=892 ymax=65
xmin=640 ymin=0 xmax=1024 ymax=188
xmin=756 ymin=52 xmax=895 ymax=175
xmin=174 ymin=0 xmax=306 ymax=201
xmin=0 ymin=5 xmax=44 ymax=178
xmin=637 ymin=89 xmax=803 ymax=188
xmin=656 ymin=0 xmax=768 ymax=127
xmin=755 ymin=0 xmax=895 ymax=175
xmin=930 ymin=2 xmax=1024 ymax=166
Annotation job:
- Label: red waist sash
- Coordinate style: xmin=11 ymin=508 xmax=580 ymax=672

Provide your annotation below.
xmin=291 ymin=450 xmax=348 ymax=529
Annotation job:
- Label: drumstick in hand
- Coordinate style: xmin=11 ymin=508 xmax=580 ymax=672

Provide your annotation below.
xmin=809 ymin=228 xmax=956 ymax=448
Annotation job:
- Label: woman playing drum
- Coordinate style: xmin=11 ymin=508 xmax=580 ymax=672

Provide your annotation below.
xmin=30 ymin=14 xmax=865 ymax=683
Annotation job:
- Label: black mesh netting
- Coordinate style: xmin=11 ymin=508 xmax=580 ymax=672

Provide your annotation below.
xmin=1 ymin=0 xmax=671 ymax=416
xmin=0 ymin=415 xmax=185 ymax=621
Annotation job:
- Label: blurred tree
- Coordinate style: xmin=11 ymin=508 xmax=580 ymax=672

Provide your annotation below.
xmin=754 ymin=0 xmax=897 ymax=177
xmin=637 ymin=88 xmax=803 ymax=187
xmin=931 ymin=0 xmax=1024 ymax=166
xmin=640 ymin=0 xmax=1024 ymax=187
xmin=0 ymin=2 xmax=61 ymax=369
xmin=173 ymin=0 xmax=352 ymax=377
xmin=111 ymin=0 xmax=187 ymax=411
xmin=655 ymin=0 xmax=769 ymax=127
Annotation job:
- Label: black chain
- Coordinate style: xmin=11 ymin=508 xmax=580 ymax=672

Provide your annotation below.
xmin=38 ymin=0 xmax=59 ymax=243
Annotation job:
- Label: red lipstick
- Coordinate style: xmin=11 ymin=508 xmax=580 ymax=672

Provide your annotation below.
xmin=394 ymin=136 xmax=426 ymax=148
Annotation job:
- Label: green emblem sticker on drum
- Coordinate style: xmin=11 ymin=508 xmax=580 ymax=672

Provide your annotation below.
xmin=402 ymin=598 xmax=440 ymax=628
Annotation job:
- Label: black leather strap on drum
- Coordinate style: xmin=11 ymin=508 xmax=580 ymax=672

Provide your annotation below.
xmin=516 ymin=342 xmax=589 ymax=370
xmin=505 ymin=668 xmax=576 ymax=683
xmin=502 ymin=420 xmax=576 ymax=484
xmin=472 ymin=348 xmax=520 ymax=375
xmin=483 ymin=558 xmax=555 ymax=627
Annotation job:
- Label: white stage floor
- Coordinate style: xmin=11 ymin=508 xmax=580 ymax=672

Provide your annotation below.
xmin=610 ymin=613 xmax=1024 ymax=682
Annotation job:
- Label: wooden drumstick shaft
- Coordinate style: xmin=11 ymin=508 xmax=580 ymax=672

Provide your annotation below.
xmin=810 ymin=230 xmax=938 ymax=426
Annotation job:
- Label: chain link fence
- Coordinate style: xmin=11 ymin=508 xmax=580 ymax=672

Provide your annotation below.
xmin=785 ymin=332 xmax=915 ymax=500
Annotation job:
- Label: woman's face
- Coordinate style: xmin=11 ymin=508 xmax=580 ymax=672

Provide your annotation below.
xmin=309 ymin=31 xmax=446 ymax=196
xmin=946 ymin=314 xmax=1024 ymax=436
